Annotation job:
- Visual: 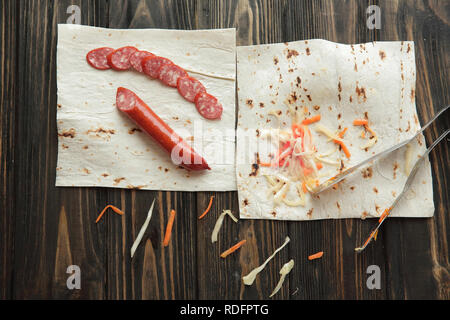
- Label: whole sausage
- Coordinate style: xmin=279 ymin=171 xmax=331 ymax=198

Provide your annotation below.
xmin=116 ymin=87 xmax=210 ymax=171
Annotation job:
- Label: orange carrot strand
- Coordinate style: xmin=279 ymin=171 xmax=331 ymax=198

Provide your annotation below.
xmin=334 ymin=140 xmax=351 ymax=159
xmin=301 ymin=181 xmax=308 ymax=194
xmin=378 ymin=207 xmax=391 ymax=223
xmin=353 ymin=119 xmax=368 ymax=126
xmin=308 ymin=251 xmax=324 ymax=260
xmin=259 ymin=162 xmax=273 ymax=167
xmin=163 ymin=209 xmax=176 ymax=247
xmin=95 ymin=205 xmax=111 ymax=223
xmin=198 ymin=196 xmax=214 ymax=220
xmin=95 ymin=205 xmax=124 ymax=223
xmin=220 ymin=240 xmax=247 ymax=258
xmin=316 ymin=162 xmax=323 ymax=170
xmin=302 ymin=114 xmax=321 ymax=125
xmin=338 ymin=127 xmax=348 ymax=138
xmin=110 ymin=205 xmax=124 ymax=215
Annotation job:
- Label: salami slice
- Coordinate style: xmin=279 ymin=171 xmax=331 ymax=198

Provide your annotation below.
xmin=107 ymin=46 xmax=138 ymax=71
xmin=177 ymin=76 xmax=206 ymax=102
xmin=129 ymin=50 xmax=155 ymax=73
xmin=142 ymin=56 xmax=173 ymax=79
xmin=158 ymin=64 xmax=188 ymax=87
xmin=86 ymin=47 xmax=115 ymax=70
xmin=194 ymin=92 xmax=223 ymax=120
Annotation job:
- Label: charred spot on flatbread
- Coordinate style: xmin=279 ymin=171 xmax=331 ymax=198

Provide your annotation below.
xmin=246 ymin=99 xmax=254 ymax=108
xmin=128 ymin=127 xmax=142 ymax=134
xmin=362 ymin=167 xmax=373 ymax=178
xmin=286 ymin=49 xmax=299 ymax=59
xmin=58 ymin=128 xmax=76 ymax=138
xmin=355 ymin=85 xmax=367 ymax=102
xmin=379 ymin=50 xmax=386 ymax=60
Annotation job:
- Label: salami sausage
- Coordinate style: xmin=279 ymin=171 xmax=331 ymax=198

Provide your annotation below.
xmin=194 ymin=92 xmax=223 ymax=120
xmin=86 ymin=47 xmax=115 ymax=70
xmin=142 ymin=56 xmax=173 ymax=79
xmin=116 ymin=87 xmax=210 ymax=171
xmin=177 ymin=76 xmax=206 ymax=102
xmin=107 ymin=46 xmax=138 ymax=71
xmin=129 ymin=50 xmax=155 ymax=73
xmin=158 ymin=64 xmax=188 ymax=87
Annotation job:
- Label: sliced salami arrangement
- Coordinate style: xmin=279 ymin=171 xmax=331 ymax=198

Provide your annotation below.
xmin=129 ymin=50 xmax=154 ymax=73
xmin=177 ymin=76 xmax=206 ymax=102
xmin=86 ymin=46 xmax=223 ymax=120
xmin=86 ymin=47 xmax=115 ymax=70
xmin=106 ymin=46 xmax=139 ymax=71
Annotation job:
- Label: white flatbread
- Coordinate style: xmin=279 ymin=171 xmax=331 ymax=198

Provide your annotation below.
xmin=236 ymin=39 xmax=434 ymax=220
xmin=56 ymin=25 xmax=236 ymax=191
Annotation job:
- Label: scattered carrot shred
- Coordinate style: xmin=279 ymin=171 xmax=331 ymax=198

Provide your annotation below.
xmin=259 ymin=162 xmax=273 ymax=167
xmin=163 ymin=209 xmax=176 ymax=247
xmin=301 ymin=181 xmax=308 ymax=194
xmin=302 ymin=114 xmax=321 ymax=125
xmin=95 ymin=205 xmax=124 ymax=223
xmin=338 ymin=127 xmax=348 ymax=138
xmin=316 ymin=162 xmax=323 ymax=170
xmin=334 ymin=139 xmax=351 ymax=159
xmin=198 ymin=196 xmax=214 ymax=220
xmin=373 ymin=230 xmax=379 ymax=241
xmin=353 ymin=119 xmax=369 ymax=126
xmin=220 ymin=240 xmax=247 ymax=258
xmin=378 ymin=207 xmax=391 ymax=223
xmin=308 ymin=251 xmax=324 ymax=260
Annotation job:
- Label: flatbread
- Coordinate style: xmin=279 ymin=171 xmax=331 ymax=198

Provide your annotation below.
xmin=236 ymin=39 xmax=434 ymax=220
xmin=56 ymin=25 xmax=236 ymax=191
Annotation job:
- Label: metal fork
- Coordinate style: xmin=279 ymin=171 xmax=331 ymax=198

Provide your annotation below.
xmin=355 ymin=128 xmax=449 ymax=253
xmin=311 ymin=105 xmax=450 ymax=195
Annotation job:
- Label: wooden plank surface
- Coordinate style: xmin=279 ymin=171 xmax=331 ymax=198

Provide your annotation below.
xmin=1 ymin=0 xmax=448 ymax=300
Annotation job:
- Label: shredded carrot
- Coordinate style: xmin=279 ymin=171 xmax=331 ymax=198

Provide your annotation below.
xmin=373 ymin=230 xmax=379 ymax=241
xmin=95 ymin=205 xmax=124 ymax=223
xmin=308 ymin=251 xmax=324 ymax=260
xmin=302 ymin=114 xmax=321 ymax=125
xmin=361 ymin=130 xmax=366 ymax=138
xmin=353 ymin=119 xmax=368 ymax=126
xmin=303 ymin=167 xmax=313 ymax=176
xmin=334 ymin=139 xmax=351 ymax=158
xmin=378 ymin=207 xmax=391 ymax=223
xmin=316 ymin=162 xmax=323 ymax=170
xmin=292 ymin=124 xmax=304 ymax=138
xmin=259 ymin=162 xmax=273 ymax=167
xmin=220 ymin=240 xmax=247 ymax=258
xmin=338 ymin=127 xmax=348 ymax=138
xmin=163 ymin=209 xmax=176 ymax=247
xmin=301 ymin=181 xmax=308 ymax=194
xmin=198 ymin=196 xmax=214 ymax=219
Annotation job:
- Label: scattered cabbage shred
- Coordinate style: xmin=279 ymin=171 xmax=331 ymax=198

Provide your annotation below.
xmin=131 ymin=199 xmax=155 ymax=258
xmin=269 ymin=259 xmax=295 ymax=298
xmin=242 ymin=236 xmax=290 ymax=286
xmin=211 ymin=210 xmax=238 ymax=243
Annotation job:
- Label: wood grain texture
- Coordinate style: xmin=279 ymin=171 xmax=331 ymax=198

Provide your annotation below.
xmin=0 ymin=0 xmax=17 ymax=300
xmin=1 ymin=0 xmax=448 ymax=300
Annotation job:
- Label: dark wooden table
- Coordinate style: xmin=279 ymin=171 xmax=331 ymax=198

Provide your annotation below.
xmin=1 ymin=0 xmax=448 ymax=300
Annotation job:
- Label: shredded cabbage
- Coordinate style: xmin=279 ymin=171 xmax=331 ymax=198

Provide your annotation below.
xmin=131 ymin=199 xmax=155 ymax=258
xmin=211 ymin=210 xmax=237 ymax=243
xmin=242 ymin=236 xmax=290 ymax=286
xmin=269 ymin=259 xmax=295 ymax=297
